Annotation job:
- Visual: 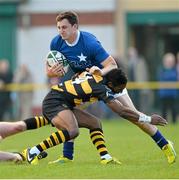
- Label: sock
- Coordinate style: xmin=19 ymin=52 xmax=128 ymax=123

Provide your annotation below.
xmin=151 ymin=130 xmax=168 ymax=149
xmin=36 ymin=130 xmax=70 ymax=152
xmin=90 ymin=128 xmax=110 ymax=159
xmin=101 ymin=154 xmax=112 ymax=160
xmin=63 ymin=142 xmax=74 ymax=160
xmin=24 ymin=116 xmax=49 ymax=130
xmin=30 ymin=146 xmax=40 ymax=155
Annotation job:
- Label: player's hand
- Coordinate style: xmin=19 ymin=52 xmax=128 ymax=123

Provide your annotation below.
xmin=46 ymin=62 xmax=65 ymax=77
xmin=151 ymin=114 xmax=168 ymax=126
xmin=86 ymin=66 xmax=102 ymax=76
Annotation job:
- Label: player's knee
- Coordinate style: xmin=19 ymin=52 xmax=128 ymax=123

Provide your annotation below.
xmin=92 ymin=118 xmax=102 ymax=129
xmin=68 ymin=128 xmax=79 ymax=139
xmin=12 ymin=122 xmax=26 ymax=133
xmin=93 ymin=118 xmax=102 ymax=129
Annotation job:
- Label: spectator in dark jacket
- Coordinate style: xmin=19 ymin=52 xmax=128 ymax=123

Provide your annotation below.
xmin=157 ymin=53 xmax=178 ymax=124
xmin=0 ymin=59 xmax=13 ymax=121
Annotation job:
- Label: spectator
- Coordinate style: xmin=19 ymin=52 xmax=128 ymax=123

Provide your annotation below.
xmin=0 ymin=59 xmax=13 ymax=121
xmin=157 ymin=53 xmax=178 ymax=124
xmin=176 ymin=52 xmax=179 ymax=80
xmin=175 ymin=52 xmax=179 ymax=119
xmin=127 ymin=47 xmax=151 ymax=113
xmin=14 ymin=64 xmax=34 ymax=120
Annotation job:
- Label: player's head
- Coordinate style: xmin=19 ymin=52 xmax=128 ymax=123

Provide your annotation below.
xmin=105 ymin=68 xmax=127 ymax=93
xmin=56 ymin=11 xmax=79 ymax=41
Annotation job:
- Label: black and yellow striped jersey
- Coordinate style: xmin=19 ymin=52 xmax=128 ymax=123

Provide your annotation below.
xmin=51 ymin=71 xmax=115 ymax=107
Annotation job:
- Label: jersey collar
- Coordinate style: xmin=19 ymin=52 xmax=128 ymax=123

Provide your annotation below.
xmin=65 ymin=30 xmax=80 ymax=47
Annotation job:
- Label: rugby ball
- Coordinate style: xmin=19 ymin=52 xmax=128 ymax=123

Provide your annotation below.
xmin=46 ymin=50 xmax=69 ymax=73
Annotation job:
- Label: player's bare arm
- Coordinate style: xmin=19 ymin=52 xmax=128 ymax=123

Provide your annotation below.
xmin=0 ymin=151 xmax=23 ymax=162
xmin=87 ymin=56 xmax=117 ymax=76
xmin=46 ymin=62 xmax=65 ymax=77
xmin=100 ymin=56 xmax=118 ymax=76
xmin=106 ymin=99 xmax=168 ymax=126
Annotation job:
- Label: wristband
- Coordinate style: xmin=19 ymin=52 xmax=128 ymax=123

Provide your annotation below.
xmin=139 ymin=114 xmax=151 ymax=123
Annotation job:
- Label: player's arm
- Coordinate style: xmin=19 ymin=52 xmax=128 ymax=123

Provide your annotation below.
xmin=87 ymin=56 xmax=117 ymax=76
xmin=46 ymin=62 xmax=65 ymax=77
xmin=100 ymin=55 xmax=118 ymax=75
xmin=106 ymin=99 xmax=167 ymax=126
xmin=0 ymin=151 xmax=23 ymax=162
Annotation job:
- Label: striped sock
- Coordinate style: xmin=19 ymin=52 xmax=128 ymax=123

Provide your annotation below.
xmin=90 ymin=128 xmax=111 ymax=159
xmin=24 ymin=116 xmax=49 ymax=130
xmin=35 ymin=130 xmax=70 ymax=152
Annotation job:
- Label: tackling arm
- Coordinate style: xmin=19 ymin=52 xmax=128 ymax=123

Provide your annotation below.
xmin=100 ymin=56 xmax=118 ymax=76
xmin=106 ymin=99 xmax=167 ymax=126
xmin=87 ymin=56 xmax=117 ymax=76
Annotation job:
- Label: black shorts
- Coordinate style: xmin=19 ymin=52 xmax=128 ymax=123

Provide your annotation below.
xmin=42 ymin=89 xmax=73 ymax=122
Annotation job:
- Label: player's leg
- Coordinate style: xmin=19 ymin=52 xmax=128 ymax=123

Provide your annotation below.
xmin=23 ymin=110 xmax=79 ymax=165
xmin=51 ymin=107 xmax=100 ymax=163
xmin=49 ymin=107 xmax=99 ymax=163
xmin=116 ymin=89 xmax=176 ymax=164
xmin=0 ymin=151 xmax=23 ymax=162
xmin=0 ymin=116 xmax=49 ymax=140
xmin=75 ymin=108 xmax=115 ymax=164
xmin=53 ymin=108 xmax=121 ymax=165
xmin=23 ymin=116 xmax=50 ymax=130
xmin=0 ymin=121 xmax=26 ymax=139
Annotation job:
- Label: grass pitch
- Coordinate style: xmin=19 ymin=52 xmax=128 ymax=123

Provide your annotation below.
xmin=0 ymin=119 xmax=178 ymax=179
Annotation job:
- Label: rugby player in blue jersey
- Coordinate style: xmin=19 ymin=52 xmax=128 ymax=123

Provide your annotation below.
xmin=0 ymin=11 xmax=176 ymax=164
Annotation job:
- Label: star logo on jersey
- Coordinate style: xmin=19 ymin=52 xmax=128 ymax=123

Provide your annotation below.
xmin=77 ymin=53 xmax=87 ymax=62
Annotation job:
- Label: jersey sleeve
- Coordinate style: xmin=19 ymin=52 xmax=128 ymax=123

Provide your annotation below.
xmin=93 ymin=41 xmax=109 ymax=63
xmin=50 ymin=37 xmax=56 ymax=50
xmin=89 ymin=35 xmax=109 ymax=65
xmin=94 ymin=85 xmax=115 ymax=103
xmin=50 ymin=35 xmax=61 ymax=51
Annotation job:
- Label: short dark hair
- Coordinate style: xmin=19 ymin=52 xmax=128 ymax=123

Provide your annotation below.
xmin=56 ymin=11 xmax=79 ymax=27
xmin=105 ymin=68 xmax=127 ymax=86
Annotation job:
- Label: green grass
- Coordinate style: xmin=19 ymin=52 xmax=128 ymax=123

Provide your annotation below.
xmin=0 ymin=120 xmax=178 ymax=179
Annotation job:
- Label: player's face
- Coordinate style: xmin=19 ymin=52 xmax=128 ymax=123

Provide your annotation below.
xmin=108 ymin=82 xmax=126 ymax=93
xmin=113 ymin=84 xmax=126 ymax=93
xmin=57 ymin=19 xmax=77 ymax=42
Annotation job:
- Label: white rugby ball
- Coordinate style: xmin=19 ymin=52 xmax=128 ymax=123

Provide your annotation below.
xmin=46 ymin=50 xmax=69 ymax=73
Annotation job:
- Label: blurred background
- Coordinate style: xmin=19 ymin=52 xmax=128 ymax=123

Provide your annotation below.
xmin=0 ymin=0 xmax=179 ymax=123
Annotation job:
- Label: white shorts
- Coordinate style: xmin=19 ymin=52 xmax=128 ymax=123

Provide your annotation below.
xmin=114 ymin=88 xmax=128 ymax=98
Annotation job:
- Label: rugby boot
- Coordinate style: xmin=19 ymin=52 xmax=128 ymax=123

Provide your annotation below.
xmin=100 ymin=157 xmax=122 ymax=165
xmin=48 ymin=156 xmax=73 ymax=164
xmin=21 ymin=148 xmax=48 ymax=165
xmin=162 ymin=140 xmax=176 ymax=164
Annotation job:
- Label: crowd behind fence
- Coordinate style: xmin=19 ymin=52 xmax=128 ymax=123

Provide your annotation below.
xmin=0 ymin=81 xmax=178 ymax=123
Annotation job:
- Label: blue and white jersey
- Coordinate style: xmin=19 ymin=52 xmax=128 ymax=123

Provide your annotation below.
xmin=50 ymin=31 xmax=109 ymax=73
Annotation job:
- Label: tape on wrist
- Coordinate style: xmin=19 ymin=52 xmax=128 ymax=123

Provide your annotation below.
xmin=139 ymin=114 xmax=151 ymax=123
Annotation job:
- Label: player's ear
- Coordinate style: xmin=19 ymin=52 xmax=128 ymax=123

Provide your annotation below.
xmin=73 ymin=24 xmax=78 ymax=29
xmin=107 ymin=81 xmax=113 ymax=88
